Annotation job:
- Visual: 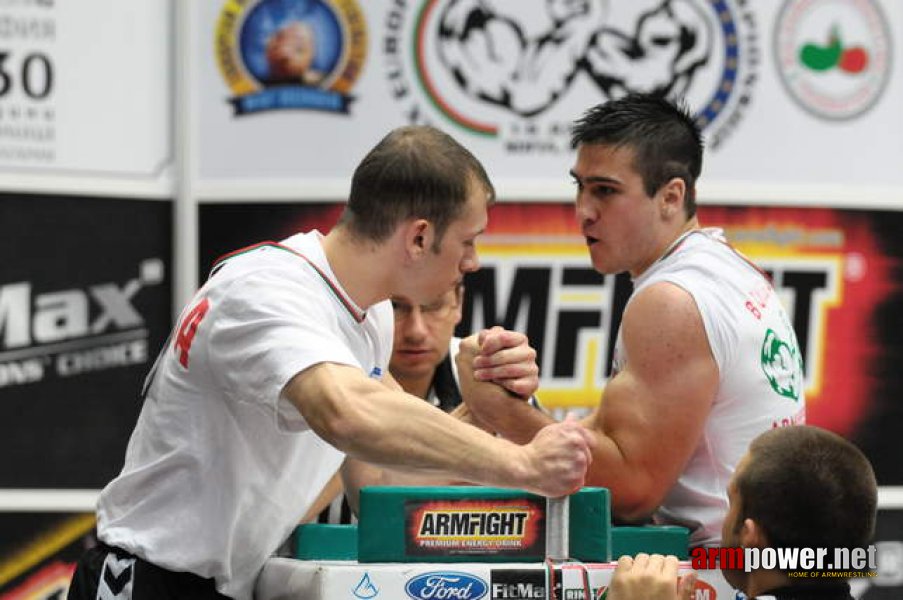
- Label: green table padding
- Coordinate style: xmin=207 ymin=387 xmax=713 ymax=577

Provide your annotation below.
xmin=611 ymin=525 xmax=689 ymax=560
xmin=295 ymin=523 xmax=358 ymax=560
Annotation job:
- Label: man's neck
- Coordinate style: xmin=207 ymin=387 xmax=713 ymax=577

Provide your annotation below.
xmin=321 ymin=227 xmax=391 ymax=309
xmin=745 ymin=569 xmax=791 ymax=598
xmin=661 ymin=217 xmax=702 ymax=257
xmin=630 ymin=216 xmax=701 ymax=279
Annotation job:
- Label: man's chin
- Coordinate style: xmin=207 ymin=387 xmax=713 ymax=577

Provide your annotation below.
xmin=590 ymin=256 xmax=624 ymax=276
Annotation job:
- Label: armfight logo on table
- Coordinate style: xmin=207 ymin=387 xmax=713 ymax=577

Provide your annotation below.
xmin=405 ymin=499 xmax=545 ymax=557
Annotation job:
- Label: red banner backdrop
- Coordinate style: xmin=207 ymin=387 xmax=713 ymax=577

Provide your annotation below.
xmin=197 ymin=202 xmax=903 ymax=488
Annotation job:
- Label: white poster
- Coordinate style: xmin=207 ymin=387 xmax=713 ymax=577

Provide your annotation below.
xmin=0 ymin=0 xmax=171 ymax=178
xmin=193 ymin=0 xmax=903 ymax=201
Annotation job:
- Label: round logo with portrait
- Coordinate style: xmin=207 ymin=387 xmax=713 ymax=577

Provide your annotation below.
xmin=215 ymin=0 xmax=367 ymax=115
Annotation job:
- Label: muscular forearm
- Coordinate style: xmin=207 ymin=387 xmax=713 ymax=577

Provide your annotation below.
xmin=287 ymin=363 xmax=532 ymax=491
xmin=467 ymin=392 xmax=553 ymax=445
xmin=455 ymin=338 xmax=554 ymax=444
xmin=287 ymin=362 xmax=592 ymax=499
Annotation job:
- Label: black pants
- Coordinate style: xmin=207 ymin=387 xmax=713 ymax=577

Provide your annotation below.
xmin=68 ymin=543 xmax=230 ymax=600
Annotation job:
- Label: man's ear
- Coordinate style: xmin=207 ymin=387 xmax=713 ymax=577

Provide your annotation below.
xmin=403 ymin=218 xmax=433 ymax=260
xmin=659 ymin=177 xmax=687 ymax=220
xmin=739 ymin=518 xmax=768 ymax=549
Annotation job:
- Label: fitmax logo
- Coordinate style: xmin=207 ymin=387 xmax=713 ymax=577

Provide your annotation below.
xmin=490 ymin=569 xmax=560 ymax=600
xmin=0 ymin=259 xmax=164 ymax=386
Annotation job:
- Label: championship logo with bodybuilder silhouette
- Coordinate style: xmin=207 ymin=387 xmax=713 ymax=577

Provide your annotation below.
xmin=774 ymin=0 xmax=891 ymax=121
xmin=383 ymin=0 xmax=758 ymax=151
xmin=215 ymin=0 xmax=367 ymax=116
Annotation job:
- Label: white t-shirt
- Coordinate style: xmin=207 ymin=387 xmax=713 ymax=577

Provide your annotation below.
xmin=96 ymin=231 xmax=393 ymax=600
xmin=613 ymin=229 xmax=806 ymax=546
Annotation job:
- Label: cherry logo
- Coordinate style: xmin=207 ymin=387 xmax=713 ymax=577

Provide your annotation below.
xmin=799 ymin=27 xmax=869 ymax=74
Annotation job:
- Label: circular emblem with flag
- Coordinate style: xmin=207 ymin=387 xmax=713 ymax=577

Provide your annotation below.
xmin=774 ymin=0 xmax=891 ymax=120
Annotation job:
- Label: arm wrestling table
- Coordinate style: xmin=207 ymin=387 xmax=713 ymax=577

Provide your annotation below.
xmin=255 ymin=487 xmax=737 ymax=600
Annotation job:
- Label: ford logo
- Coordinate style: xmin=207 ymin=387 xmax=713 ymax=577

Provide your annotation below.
xmin=405 ymin=571 xmax=488 ymax=600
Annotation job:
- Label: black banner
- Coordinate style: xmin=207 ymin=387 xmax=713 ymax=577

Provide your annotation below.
xmin=0 ymin=193 xmax=172 ymax=487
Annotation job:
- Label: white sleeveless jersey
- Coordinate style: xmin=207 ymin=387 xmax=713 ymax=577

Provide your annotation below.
xmin=96 ymin=231 xmax=393 ymax=600
xmin=612 ymin=228 xmax=805 ymax=546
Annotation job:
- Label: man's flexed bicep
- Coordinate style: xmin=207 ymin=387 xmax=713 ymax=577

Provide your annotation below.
xmin=587 ymin=281 xmax=718 ymax=521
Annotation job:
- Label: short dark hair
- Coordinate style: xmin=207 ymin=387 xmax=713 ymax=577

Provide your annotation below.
xmin=339 ymin=126 xmax=495 ymax=249
xmin=570 ymin=93 xmax=703 ymax=217
xmin=735 ymin=426 xmax=877 ymax=551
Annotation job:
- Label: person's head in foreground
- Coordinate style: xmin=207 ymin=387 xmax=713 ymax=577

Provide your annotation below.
xmin=721 ymin=425 xmax=877 ymax=597
xmin=607 ymin=426 xmax=876 ymax=600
